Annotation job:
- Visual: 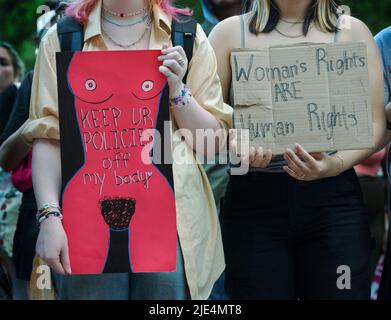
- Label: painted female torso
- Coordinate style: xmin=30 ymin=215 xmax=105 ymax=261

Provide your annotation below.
xmin=61 ymin=50 xmax=176 ymax=274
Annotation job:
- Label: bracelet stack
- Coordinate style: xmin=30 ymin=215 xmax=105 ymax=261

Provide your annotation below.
xmin=170 ymin=84 xmax=192 ymax=109
xmin=36 ymin=202 xmax=63 ymax=226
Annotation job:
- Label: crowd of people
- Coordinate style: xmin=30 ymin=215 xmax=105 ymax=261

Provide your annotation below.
xmin=0 ymin=0 xmax=391 ymax=300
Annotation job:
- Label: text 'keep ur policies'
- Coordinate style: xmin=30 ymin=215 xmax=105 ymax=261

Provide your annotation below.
xmin=231 ymin=42 xmax=374 ymax=154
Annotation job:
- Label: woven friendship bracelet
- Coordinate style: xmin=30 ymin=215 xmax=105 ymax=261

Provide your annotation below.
xmin=36 ymin=203 xmax=63 ymax=226
xmin=36 ymin=211 xmax=63 ymax=226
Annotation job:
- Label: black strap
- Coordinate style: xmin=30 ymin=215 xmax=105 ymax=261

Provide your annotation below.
xmin=57 ymin=16 xmax=84 ymax=52
xmin=171 ymin=15 xmax=197 ymax=84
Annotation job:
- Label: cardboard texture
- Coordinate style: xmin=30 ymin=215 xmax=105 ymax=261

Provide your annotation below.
xmin=56 ymin=50 xmax=177 ymax=274
xmin=231 ymin=42 xmax=374 ymax=154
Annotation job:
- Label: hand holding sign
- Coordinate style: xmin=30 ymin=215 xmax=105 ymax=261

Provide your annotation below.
xmin=229 ymin=129 xmax=273 ymax=168
xmin=283 ymin=144 xmax=343 ymax=181
xmin=158 ymin=45 xmax=188 ymax=98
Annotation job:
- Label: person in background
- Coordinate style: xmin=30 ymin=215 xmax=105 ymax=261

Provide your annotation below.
xmin=200 ymin=0 xmax=246 ymax=35
xmin=0 ymin=42 xmax=24 ymax=134
xmin=0 ymin=73 xmax=34 ymax=300
xmin=0 ymin=1 xmax=64 ymax=300
xmin=0 ymin=42 xmax=24 ymax=299
xmin=376 ymin=25 xmax=391 ymax=300
xmin=354 ymin=149 xmax=388 ymax=279
xmin=0 ymin=42 xmax=24 ymax=93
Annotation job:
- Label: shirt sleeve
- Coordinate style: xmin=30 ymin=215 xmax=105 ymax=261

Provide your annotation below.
xmin=186 ymin=24 xmax=233 ymax=131
xmin=21 ymin=25 xmax=61 ymax=145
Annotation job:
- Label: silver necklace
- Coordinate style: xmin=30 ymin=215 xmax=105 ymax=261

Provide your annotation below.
xmin=102 ymin=12 xmax=148 ymax=27
xmin=275 ymin=23 xmax=313 ymax=39
xmin=279 ymin=17 xmax=305 ymax=24
xmin=275 ymin=28 xmax=304 ymax=38
xmin=102 ymin=18 xmax=152 ymax=49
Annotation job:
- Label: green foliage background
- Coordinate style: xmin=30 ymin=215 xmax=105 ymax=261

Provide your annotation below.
xmin=0 ymin=0 xmax=390 ymax=72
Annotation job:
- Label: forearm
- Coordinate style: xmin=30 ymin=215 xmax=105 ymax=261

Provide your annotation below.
xmin=0 ymin=123 xmax=31 ymax=172
xmin=171 ymin=95 xmax=226 ymax=157
xmin=336 ymin=122 xmax=387 ymax=172
xmin=159 ymin=44 xmax=229 ymax=157
xmin=32 ymin=139 xmax=62 ymax=209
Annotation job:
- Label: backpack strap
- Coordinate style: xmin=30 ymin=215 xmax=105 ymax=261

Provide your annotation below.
xmin=57 ymin=16 xmax=84 ymax=52
xmin=171 ymin=15 xmax=197 ymax=84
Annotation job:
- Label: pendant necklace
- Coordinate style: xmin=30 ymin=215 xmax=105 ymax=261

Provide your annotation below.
xmin=103 ymin=5 xmax=147 ymax=18
xmin=102 ymin=12 xmax=148 ymax=27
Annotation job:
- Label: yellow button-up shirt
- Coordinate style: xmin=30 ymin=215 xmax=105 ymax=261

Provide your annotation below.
xmin=22 ymin=1 xmax=233 ymax=299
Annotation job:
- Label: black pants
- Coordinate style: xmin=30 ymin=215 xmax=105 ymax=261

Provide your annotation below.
xmin=12 ymin=208 xmax=39 ymax=280
xmin=222 ymin=169 xmax=371 ymax=300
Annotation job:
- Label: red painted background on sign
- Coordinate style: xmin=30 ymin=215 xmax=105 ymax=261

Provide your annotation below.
xmin=60 ymin=50 xmax=177 ymax=274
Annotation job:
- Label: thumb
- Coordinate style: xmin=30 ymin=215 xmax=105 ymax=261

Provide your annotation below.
xmin=60 ymin=243 xmax=72 ymax=275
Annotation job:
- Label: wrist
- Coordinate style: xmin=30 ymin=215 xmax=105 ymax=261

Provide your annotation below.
xmin=330 ymin=154 xmax=344 ymax=177
xmin=39 ymin=214 xmax=63 ymax=228
xmin=169 ymin=83 xmax=192 ymax=109
xmin=36 ymin=202 xmax=63 ymax=226
xmin=169 ymin=82 xmax=184 ymax=99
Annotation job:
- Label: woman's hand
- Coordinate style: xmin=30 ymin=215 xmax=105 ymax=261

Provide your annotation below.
xmin=283 ymin=143 xmax=343 ymax=181
xmin=229 ymin=129 xmax=273 ymax=168
xmin=36 ymin=216 xmax=71 ymax=275
xmin=158 ymin=45 xmax=188 ymax=98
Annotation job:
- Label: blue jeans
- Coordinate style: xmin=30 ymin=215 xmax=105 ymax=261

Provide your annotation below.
xmin=52 ymin=242 xmax=189 ymax=300
xmin=209 ymin=273 xmax=230 ymax=300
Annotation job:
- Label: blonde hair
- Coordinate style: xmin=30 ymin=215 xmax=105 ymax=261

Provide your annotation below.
xmin=249 ymin=0 xmax=340 ymax=35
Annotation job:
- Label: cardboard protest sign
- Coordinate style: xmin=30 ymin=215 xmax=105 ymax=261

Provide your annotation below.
xmin=56 ymin=50 xmax=177 ymax=274
xmin=231 ymin=42 xmax=374 ymax=154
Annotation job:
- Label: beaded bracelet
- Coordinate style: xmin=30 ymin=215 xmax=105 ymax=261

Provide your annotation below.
xmin=38 ymin=202 xmax=60 ymax=211
xmin=169 ymin=84 xmax=192 ymax=109
xmin=36 ymin=211 xmax=63 ymax=226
